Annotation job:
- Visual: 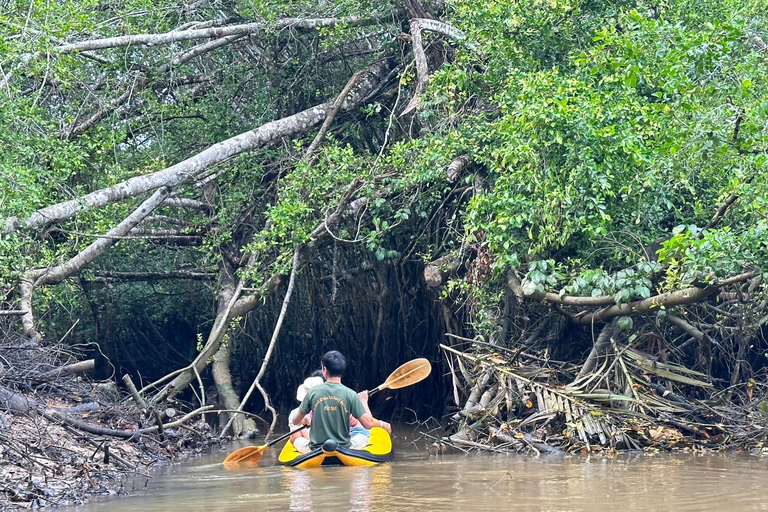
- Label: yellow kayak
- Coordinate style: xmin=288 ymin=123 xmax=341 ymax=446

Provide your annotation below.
xmin=278 ymin=427 xmax=393 ymax=468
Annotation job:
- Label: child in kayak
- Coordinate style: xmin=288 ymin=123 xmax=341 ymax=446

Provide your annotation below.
xmin=288 ymin=371 xmax=324 ymax=453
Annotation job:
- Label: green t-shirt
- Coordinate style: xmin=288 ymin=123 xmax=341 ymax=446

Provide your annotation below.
xmin=299 ymin=381 xmax=366 ymax=449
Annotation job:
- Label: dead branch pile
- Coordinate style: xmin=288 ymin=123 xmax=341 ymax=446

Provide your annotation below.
xmin=432 ymin=331 xmax=768 ymax=456
xmin=0 ymin=324 xmax=222 ymax=509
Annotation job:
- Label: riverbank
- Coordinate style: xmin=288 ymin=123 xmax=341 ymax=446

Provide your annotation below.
xmin=1 ymin=405 xmax=219 ymax=508
xmin=0 ymin=340 xmax=225 ymax=509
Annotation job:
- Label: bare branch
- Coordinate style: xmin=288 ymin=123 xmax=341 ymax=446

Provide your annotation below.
xmin=401 ymin=19 xmax=429 ymax=116
xmin=34 ymin=187 xmax=172 ymax=287
xmin=507 ymin=270 xmax=616 ymax=306
xmin=56 ymin=16 xmax=387 ymax=53
xmin=574 ymin=272 xmax=755 ymax=325
xmin=304 ymin=70 xmax=365 ymax=162
xmin=89 ymin=271 xmax=215 ymax=282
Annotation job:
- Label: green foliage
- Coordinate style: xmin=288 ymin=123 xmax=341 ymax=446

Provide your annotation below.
xmin=433 ymin=0 xmax=768 ymax=292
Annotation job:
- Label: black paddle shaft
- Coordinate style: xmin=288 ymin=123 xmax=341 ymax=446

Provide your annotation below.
xmin=267 ymin=424 xmax=308 ymax=447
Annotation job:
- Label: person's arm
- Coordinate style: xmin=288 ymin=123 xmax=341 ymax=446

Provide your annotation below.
xmin=356 ymin=390 xmax=391 ymax=433
xmin=292 ymin=410 xmax=309 ymax=426
xmin=357 ymin=412 xmax=391 ymax=432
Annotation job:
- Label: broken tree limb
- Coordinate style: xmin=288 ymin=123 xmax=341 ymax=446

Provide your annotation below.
xmin=122 ymin=374 xmax=148 ymax=409
xmin=0 ymin=386 xmax=38 ymax=414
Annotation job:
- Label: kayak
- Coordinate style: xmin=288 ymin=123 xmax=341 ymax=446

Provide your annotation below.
xmin=278 ymin=426 xmax=394 ymax=468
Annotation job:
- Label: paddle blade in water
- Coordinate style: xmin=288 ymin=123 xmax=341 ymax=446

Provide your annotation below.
xmin=382 ymin=358 xmax=432 ymax=390
xmin=222 ymin=445 xmax=267 ymax=464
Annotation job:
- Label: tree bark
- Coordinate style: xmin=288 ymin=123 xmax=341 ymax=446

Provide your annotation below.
xmin=578 ymin=320 xmax=617 ymax=376
xmin=211 ymin=259 xmax=245 ymax=435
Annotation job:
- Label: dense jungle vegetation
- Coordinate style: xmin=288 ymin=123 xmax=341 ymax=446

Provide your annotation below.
xmin=1 ymin=0 xmax=767 ymax=449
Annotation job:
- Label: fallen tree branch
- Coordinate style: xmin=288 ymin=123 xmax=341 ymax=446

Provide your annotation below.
xmin=20 ymin=187 xmax=171 ymax=342
xmin=44 ymin=405 xmax=214 ymax=438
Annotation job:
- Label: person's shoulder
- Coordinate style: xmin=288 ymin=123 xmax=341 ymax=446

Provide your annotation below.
xmin=307 ymin=382 xmax=325 ymax=396
xmin=341 ymin=383 xmax=359 ymax=397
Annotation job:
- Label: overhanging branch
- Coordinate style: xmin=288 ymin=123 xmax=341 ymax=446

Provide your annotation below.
xmin=56 ymin=16 xmax=388 ymax=53
xmin=4 ymin=59 xmax=394 ymax=233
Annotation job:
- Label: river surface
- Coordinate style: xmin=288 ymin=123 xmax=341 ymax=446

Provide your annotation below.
xmin=73 ymin=430 xmax=768 ymax=511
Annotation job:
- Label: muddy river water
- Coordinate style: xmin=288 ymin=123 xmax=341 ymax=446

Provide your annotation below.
xmin=73 ymin=431 xmax=768 ymax=511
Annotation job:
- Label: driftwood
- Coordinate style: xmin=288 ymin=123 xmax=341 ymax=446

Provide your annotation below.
xmin=44 ymin=405 xmax=214 ymax=439
xmin=34 ymin=359 xmax=95 ymax=380
xmin=0 ymin=385 xmax=38 ymax=414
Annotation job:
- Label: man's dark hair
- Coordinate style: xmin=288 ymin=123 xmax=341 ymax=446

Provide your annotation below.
xmin=321 ymin=350 xmax=347 ymax=377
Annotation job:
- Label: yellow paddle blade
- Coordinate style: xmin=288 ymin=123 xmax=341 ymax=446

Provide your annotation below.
xmin=222 ymin=444 xmax=267 ymax=463
xmin=365 ymin=426 xmax=392 ymax=455
xmin=380 ymin=358 xmax=432 ymax=391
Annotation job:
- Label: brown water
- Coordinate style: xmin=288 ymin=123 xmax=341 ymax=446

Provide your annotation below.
xmin=74 ymin=433 xmax=768 ymax=511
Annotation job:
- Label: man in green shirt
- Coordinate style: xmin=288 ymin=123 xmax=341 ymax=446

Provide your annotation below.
xmin=292 ymin=350 xmax=391 ymax=450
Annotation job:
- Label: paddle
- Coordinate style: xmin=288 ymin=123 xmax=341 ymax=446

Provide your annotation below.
xmin=222 ymin=424 xmax=308 ymax=464
xmin=367 ymin=357 xmax=432 ymax=396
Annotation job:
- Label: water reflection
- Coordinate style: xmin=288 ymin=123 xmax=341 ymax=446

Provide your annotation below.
xmin=282 ymin=464 xmax=392 ymax=512
xmin=285 ymin=469 xmax=313 ymax=511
